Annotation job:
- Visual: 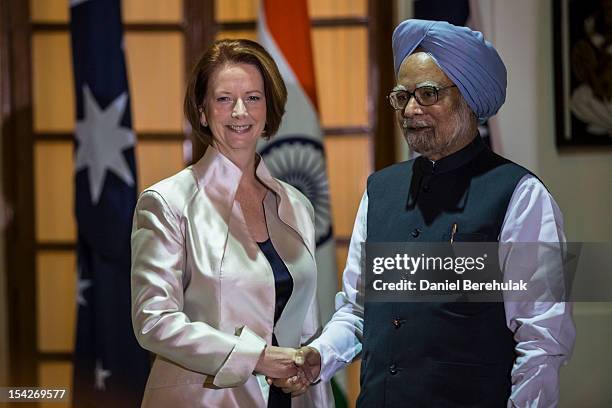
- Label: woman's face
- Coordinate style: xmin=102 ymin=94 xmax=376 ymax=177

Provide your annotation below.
xmin=201 ymin=63 xmax=267 ymax=156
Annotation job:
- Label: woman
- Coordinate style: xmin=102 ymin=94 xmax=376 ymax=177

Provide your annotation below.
xmin=131 ymin=39 xmax=334 ymax=407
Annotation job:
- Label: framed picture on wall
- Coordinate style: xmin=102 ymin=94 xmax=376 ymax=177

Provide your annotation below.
xmin=553 ymin=0 xmax=612 ymax=147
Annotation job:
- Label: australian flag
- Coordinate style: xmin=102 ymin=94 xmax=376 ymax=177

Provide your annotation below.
xmin=414 ymin=0 xmax=494 ymax=149
xmin=70 ymin=0 xmax=149 ymax=406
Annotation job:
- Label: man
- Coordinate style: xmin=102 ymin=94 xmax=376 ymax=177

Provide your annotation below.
xmin=280 ymin=19 xmax=576 ymax=407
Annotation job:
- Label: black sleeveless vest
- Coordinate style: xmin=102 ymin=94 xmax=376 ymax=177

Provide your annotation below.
xmin=358 ymin=137 xmax=530 ymax=408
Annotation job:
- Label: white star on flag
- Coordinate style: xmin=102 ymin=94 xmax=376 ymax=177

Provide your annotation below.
xmin=94 ymin=359 xmax=112 ymax=391
xmin=75 ymin=266 xmax=92 ymax=307
xmin=75 ymin=85 xmax=135 ymax=204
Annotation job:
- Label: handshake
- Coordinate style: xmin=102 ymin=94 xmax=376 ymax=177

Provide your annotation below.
xmin=254 ymin=345 xmax=321 ymax=397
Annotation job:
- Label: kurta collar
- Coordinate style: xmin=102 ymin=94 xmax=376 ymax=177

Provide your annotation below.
xmin=406 ymin=135 xmax=483 ymax=209
xmin=417 ymin=134 xmax=485 ymax=175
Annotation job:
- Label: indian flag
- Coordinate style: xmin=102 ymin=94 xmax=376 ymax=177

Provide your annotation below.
xmin=257 ymin=1 xmax=348 ymax=406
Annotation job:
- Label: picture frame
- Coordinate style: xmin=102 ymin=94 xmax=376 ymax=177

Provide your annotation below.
xmin=553 ymin=0 xmax=612 ymax=147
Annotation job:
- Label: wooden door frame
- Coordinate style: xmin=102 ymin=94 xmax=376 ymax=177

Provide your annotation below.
xmin=1 ymin=0 xmax=37 ymax=388
xmin=369 ymin=0 xmax=396 ymax=170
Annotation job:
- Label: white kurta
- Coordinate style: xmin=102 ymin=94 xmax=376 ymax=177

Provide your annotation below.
xmin=309 ymin=174 xmax=576 ymax=408
xmin=131 ymin=147 xmax=334 ymax=407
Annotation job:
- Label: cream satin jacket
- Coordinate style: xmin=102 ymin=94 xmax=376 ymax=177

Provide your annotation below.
xmin=131 ymin=147 xmax=334 ymax=407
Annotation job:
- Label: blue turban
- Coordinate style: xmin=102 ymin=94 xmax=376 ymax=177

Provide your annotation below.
xmin=392 ymin=19 xmax=506 ymax=122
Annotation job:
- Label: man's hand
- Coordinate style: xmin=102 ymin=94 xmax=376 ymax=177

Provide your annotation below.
xmin=268 ymin=346 xmax=321 ymax=397
xmin=254 ymin=346 xmax=298 ymax=379
xmin=294 ymin=346 xmax=321 ymax=383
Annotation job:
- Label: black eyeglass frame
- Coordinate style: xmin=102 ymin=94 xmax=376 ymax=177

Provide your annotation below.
xmin=387 ymin=84 xmax=458 ymax=110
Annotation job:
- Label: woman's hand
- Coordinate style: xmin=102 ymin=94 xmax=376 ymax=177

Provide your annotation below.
xmin=268 ymin=346 xmax=321 ymax=397
xmin=254 ymin=346 xmax=299 ymax=379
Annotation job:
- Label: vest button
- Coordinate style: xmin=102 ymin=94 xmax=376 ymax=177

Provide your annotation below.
xmin=389 ymin=364 xmax=398 ymax=375
xmin=423 ymin=184 xmax=430 ymax=192
xmin=392 ymin=319 xmax=402 ymax=329
xmin=411 ymin=228 xmax=421 ymax=238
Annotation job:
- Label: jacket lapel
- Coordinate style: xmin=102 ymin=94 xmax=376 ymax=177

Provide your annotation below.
xmin=255 ymin=163 xmax=315 ymax=259
xmin=190 ymin=146 xmax=315 ymax=272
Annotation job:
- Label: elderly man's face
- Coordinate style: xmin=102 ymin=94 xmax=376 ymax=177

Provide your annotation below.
xmin=396 ymin=52 xmax=474 ymax=160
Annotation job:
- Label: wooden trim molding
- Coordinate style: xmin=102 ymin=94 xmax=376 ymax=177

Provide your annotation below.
xmin=183 ymin=0 xmax=216 ymax=164
xmin=31 ymin=22 xmax=185 ymax=32
xmin=33 ymin=132 xmax=187 ymax=142
xmin=219 ymin=16 xmax=369 ymax=31
xmin=2 ymin=0 xmax=37 ymax=387
xmin=368 ymin=0 xmax=396 ymax=170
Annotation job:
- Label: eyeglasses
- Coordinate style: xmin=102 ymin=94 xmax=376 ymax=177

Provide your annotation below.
xmin=387 ymin=85 xmax=458 ymax=110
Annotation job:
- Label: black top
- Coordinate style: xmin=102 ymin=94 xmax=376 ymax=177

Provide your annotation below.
xmin=257 ymin=238 xmax=294 ymax=408
xmin=257 ymin=238 xmax=294 ymax=324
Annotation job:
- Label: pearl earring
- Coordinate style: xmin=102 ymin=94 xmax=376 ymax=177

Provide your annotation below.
xmin=198 ymin=106 xmax=207 ymax=127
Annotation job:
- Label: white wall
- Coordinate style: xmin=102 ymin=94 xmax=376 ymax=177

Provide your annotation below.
xmin=492 ymin=0 xmax=540 ymax=172
xmin=494 ymin=0 xmax=612 ymax=242
xmin=491 ymin=0 xmax=612 ymax=406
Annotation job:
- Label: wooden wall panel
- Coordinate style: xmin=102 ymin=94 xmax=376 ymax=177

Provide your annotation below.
xmin=30 ymin=0 xmax=67 ymax=22
xmin=325 ymin=135 xmax=370 ymax=237
xmin=313 ymin=27 xmax=368 ymax=127
xmin=38 ymin=361 xmax=72 ymax=408
xmin=215 ymin=30 xmax=258 ymax=42
xmin=136 ymin=141 xmax=185 ymax=191
xmin=334 ymin=244 xmax=361 ymax=407
xmin=346 ymin=361 xmax=361 ymax=408
xmin=35 ymin=142 xmax=76 ymax=242
xmin=309 ymin=0 xmax=367 ymax=18
xmin=32 ymin=32 xmax=74 ymax=133
xmin=36 ymin=252 xmax=76 ymax=353
xmin=215 ymin=0 xmax=259 ymax=22
xmin=122 ymin=0 xmax=183 ymax=23
xmin=334 ymin=244 xmax=348 ymax=289
xmin=125 ymin=32 xmax=184 ymax=132
xmin=215 ymin=0 xmax=367 ymax=21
